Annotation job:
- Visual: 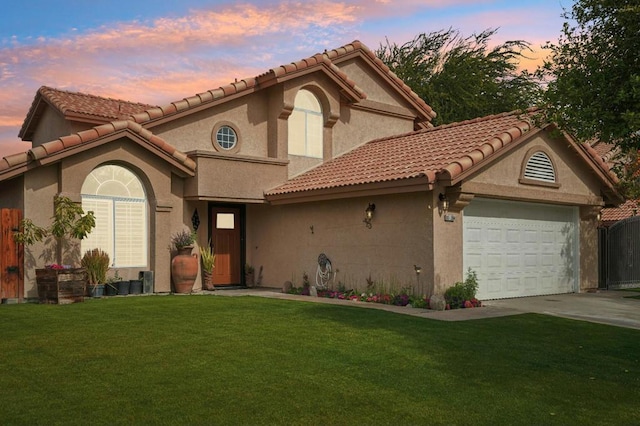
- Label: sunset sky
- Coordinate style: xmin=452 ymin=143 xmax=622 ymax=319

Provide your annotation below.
xmin=0 ymin=0 xmax=572 ymax=157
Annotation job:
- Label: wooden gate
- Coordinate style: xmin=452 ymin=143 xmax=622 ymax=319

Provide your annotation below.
xmin=1 ymin=209 xmax=23 ymax=302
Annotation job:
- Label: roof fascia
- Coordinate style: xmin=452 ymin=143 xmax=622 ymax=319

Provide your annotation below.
xmin=18 ymin=93 xmax=49 ymax=140
xmin=266 ymin=176 xmax=431 ymax=205
xmin=34 ymin=130 xmax=195 ymax=177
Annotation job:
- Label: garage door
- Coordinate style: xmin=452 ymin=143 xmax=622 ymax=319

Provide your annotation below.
xmin=463 ymin=199 xmax=578 ymax=299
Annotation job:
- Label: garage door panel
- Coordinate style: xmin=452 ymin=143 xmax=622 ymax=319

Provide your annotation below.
xmin=464 ymin=199 xmax=577 ymax=300
xmin=505 ymin=253 xmax=519 ymax=267
xmin=487 ymin=228 xmax=502 ymax=242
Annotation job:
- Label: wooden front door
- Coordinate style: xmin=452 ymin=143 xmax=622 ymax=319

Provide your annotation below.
xmin=1 ymin=209 xmax=23 ymax=301
xmin=211 ymin=206 xmax=242 ymax=286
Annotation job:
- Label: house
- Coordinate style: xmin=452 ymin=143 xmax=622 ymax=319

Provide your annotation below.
xmin=0 ymin=41 xmax=622 ymax=302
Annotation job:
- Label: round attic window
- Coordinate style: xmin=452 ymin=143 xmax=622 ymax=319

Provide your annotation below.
xmin=211 ymin=123 xmax=240 ymax=153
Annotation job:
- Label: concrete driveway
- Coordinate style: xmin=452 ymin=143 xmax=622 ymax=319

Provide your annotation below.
xmin=482 ymin=291 xmax=640 ymax=330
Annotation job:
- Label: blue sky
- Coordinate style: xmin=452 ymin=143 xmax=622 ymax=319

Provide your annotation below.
xmin=0 ymin=0 xmax=572 ymax=156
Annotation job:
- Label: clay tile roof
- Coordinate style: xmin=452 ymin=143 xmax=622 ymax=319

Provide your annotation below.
xmin=267 ymin=111 xmax=544 ymax=195
xmin=601 ymin=199 xmax=638 ymax=226
xmin=590 ymin=140 xmax=617 ymax=161
xmin=266 ymin=110 xmax=536 ymax=196
xmin=267 ymin=107 xmax=622 ymax=201
xmin=0 ymin=152 xmax=29 ymax=172
xmin=2 ymin=120 xmax=195 ymax=177
xmin=131 ymin=40 xmax=433 ymax=126
xmin=19 ymin=86 xmax=156 ymax=140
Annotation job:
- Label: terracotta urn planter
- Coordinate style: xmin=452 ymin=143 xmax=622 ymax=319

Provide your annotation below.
xmin=171 ymin=247 xmax=198 ymax=293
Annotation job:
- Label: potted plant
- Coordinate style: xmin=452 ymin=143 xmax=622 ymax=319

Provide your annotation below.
xmin=200 ymin=240 xmax=216 ymax=291
xmin=81 ymin=248 xmax=109 ymax=298
xmin=105 ymin=271 xmax=122 ymax=296
xmin=170 ymin=229 xmax=197 ymax=294
xmin=13 ymin=195 xmax=96 ymax=304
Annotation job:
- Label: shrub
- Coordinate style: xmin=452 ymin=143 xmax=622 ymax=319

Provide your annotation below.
xmin=444 ymin=268 xmax=479 ymax=309
xmin=200 ymin=241 xmax=215 ymax=273
xmin=171 ymin=229 xmax=195 ymax=250
xmin=81 ymin=248 xmax=110 ymax=285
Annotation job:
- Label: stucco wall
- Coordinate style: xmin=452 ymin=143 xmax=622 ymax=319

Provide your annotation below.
xmin=428 ymin=188 xmax=465 ymax=296
xmin=464 ymin=131 xmax=604 ymax=204
xmin=29 ymin=107 xmax=73 ymax=147
xmin=332 ymin=107 xmax=414 ymax=158
xmin=337 ymin=58 xmax=411 ymax=107
xmin=247 ymin=192 xmax=432 ymax=295
xmin=153 ymin=64 xmax=418 ymax=181
xmin=184 ymin=154 xmax=288 ymax=202
xmin=22 ymin=165 xmax=59 ymax=297
xmin=18 ymin=137 xmax=193 ymax=296
xmin=154 ymin=96 xmax=269 ymax=156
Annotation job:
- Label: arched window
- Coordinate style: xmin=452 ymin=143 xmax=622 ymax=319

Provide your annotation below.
xmin=523 ymin=151 xmax=556 ymax=183
xmin=288 ymin=89 xmax=323 ymax=158
xmin=81 ymin=165 xmax=148 ymax=267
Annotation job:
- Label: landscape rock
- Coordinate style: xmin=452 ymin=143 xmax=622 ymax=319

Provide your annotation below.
xmin=429 ymin=294 xmax=446 ymax=311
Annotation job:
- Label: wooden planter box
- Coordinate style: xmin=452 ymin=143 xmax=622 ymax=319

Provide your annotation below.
xmin=36 ymin=268 xmax=87 ymax=304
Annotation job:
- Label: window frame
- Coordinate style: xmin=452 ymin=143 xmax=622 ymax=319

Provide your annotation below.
xmin=81 ymin=165 xmax=149 ymax=268
xmin=288 ymin=89 xmax=324 ymax=158
xmin=519 ymin=147 xmax=561 ymax=188
xmin=212 ymin=122 xmax=241 ymax=153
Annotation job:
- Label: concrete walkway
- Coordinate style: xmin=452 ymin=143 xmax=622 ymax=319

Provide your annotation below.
xmin=207 ymin=287 xmax=640 ymax=330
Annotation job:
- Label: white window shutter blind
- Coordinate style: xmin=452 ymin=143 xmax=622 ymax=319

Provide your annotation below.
xmin=114 ymin=200 xmax=147 ymax=267
xmin=81 ymin=197 xmax=114 ymax=263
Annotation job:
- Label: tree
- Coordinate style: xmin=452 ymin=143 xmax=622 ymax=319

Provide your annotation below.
xmin=539 ymin=0 xmax=640 ymax=154
xmin=375 ymin=28 xmax=542 ymax=126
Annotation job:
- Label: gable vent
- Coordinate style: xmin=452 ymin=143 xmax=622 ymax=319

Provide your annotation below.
xmin=524 ymin=151 xmax=556 ymax=182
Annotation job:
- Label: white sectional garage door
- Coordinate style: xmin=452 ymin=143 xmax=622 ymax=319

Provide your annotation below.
xmin=463 ymin=199 xmax=578 ymax=300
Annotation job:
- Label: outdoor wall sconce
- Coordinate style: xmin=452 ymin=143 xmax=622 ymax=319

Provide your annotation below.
xmin=363 ymin=203 xmax=376 ymax=228
xmin=414 ymin=265 xmax=422 ymax=275
xmin=191 ymin=209 xmax=200 ymax=231
xmin=438 ymin=193 xmax=449 ymax=213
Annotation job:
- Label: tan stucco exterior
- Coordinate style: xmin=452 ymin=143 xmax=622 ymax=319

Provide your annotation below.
xmin=0 ymin=43 xmax=619 ymax=302
xmin=246 ymin=192 xmax=432 ymax=294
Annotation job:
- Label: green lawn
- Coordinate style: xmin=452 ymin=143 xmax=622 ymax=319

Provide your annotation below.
xmin=1 ymin=296 xmax=638 ymax=425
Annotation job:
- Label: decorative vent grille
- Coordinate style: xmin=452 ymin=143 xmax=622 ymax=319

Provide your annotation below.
xmin=524 ymin=151 xmax=556 ymax=182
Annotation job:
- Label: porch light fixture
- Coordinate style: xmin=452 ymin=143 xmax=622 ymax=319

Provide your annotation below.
xmin=191 ymin=209 xmax=200 ymax=231
xmin=438 ymin=193 xmax=449 ymax=213
xmin=364 ymin=203 xmax=376 ymax=228
xmin=414 ymin=265 xmax=422 ymax=275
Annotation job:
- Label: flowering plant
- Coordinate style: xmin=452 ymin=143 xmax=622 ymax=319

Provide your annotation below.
xmin=45 ymin=264 xmax=71 ymax=269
